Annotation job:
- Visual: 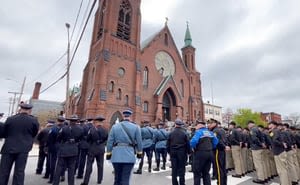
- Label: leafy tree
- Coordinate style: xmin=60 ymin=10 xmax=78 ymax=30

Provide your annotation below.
xmin=233 ymin=108 xmax=266 ymax=128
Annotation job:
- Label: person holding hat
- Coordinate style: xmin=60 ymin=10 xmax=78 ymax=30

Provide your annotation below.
xmin=46 ymin=116 xmax=66 ymax=183
xmin=0 ymin=103 xmax=39 ymax=185
xmin=153 ymin=121 xmax=169 ymax=171
xmin=190 ymin=120 xmax=218 ymax=185
xmin=133 ymin=121 xmax=155 ymax=174
xmin=167 ymin=118 xmax=191 ymax=185
xmin=52 ymin=115 xmax=84 ymax=185
xmin=35 ymin=120 xmax=55 ymax=175
xmin=207 ymin=119 xmax=228 ymax=185
xmin=80 ymin=115 xmax=108 ymax=185
xmin=106 ymin=109 xmax=143 ymax=185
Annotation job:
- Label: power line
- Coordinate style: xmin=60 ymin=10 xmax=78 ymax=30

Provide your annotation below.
xmin=39 ymin=0 xmax=97 ymax=94
xmin=70 ymin=0 xmax=84 ymax=41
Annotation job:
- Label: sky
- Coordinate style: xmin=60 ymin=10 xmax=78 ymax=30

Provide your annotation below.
xmin=1 ymin=0 xmax=300 ymax=119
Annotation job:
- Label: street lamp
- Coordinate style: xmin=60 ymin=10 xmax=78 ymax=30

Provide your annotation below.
xmin=65 ymin=23 xmax=71 ymax=117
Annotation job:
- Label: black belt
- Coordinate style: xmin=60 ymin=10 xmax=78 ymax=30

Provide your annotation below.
xmin=113 ymin=143 xmax=134 ymax=147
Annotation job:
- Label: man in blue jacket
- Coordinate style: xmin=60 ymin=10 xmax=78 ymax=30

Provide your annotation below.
xmin=153 ymin=121 xmax=169 ymax=171
xmin=190 ymin=120 xmax=218 ymax=185
xmin=106 ymin=109 xmax=143 ymax=185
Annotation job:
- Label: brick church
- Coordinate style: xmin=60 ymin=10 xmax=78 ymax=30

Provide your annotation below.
xmin=68 ymin=0 xmax=204 ymax=126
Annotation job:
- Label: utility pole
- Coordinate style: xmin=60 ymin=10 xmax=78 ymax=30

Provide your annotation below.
xmin=8 ymin=91 xmax=21 ymax=116
xmin=65 ymin=23 xmax=71 ymax=117
xmin=15 ymin=76 xmax=26 ymax=114
xmin=8 ymin=97 xmax=13 ymax=116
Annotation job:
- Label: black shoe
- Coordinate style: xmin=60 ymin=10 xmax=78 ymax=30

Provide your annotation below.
xmin=97 ymin=181 xmax=102 ymax=184
xmin=80 ymin=183 xmax=87 ymax=185
xmin=133 ymin=170 xmax=142 ymax=174
xmin=161 ymin=166 xmax=166 ymax=170
xmin=60 ymin=176 xmax=65 ymax=182
xmin=292 ymin=182 xmax=298 ymax=185
xmin=153 ymin=167 xmax=160 ymax=171
xmin=232 ymin=174 xmax=242 ymax=178
xmin=76 ymin=175 xmax=83 ymax=179
xmin=47 ymin=180 xmax=52 ymax=184
xmin=148 ymin=168 xmax=151 ymax=172
xmin=252 ymin=179 xmax=265 ymax=184
xmin=36 ymin=171 xmax=42 ymax=175
xmin=42 ymin=175 xmax=49 ymax=179
xmin=211 ymin=176 xmax=217 ymax=180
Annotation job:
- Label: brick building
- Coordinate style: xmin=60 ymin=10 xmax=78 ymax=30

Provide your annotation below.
xmin=260 ymin=112 xmax=282 ymax=123
xmin=68 ymin=0 xmax=204 ymax=126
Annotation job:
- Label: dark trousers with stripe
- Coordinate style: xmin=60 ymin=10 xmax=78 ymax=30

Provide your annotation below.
xmin=214 ymin=150 xmax=227 ymax=185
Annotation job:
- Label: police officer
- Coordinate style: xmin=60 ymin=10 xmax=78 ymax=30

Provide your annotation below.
xmin=167 ymin=119 xmax=190 ymax=185
xmin=106 ymin=109 xmax=143 ymax=185
xmin=77 ymin=119 xmax=91 ymax=179
xmin=190 ymin=120 xmax=218 ymax=185
xmin=0 ymin=103 xmax=39 ymax=185
xmin=52 ymin=115 xmax=84 ymax=185
xmin=36 ymin=120 xmax=54 ymax=175
xmin=153 ymin=121 xmax=169 ymax=171
xmin=0 ymin=113 xmax=4 ymax=138
xmin=134 ymin=120 xmax=155 ymax=174
xmin=268 ymin=121 xmax=291 ymax=185
xmin=207 ymin=119 xmax=228 ymax=185
xmin=80 ymin=115 xmax=108 ymax=185
xmin=46 ymin=116 xmax=66 ymax=183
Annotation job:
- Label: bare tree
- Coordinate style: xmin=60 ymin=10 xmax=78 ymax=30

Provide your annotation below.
xmin=222 ymin=108 xmax=233 ymax=128
xmin=288 ymin=112 xmax=300 ymax=127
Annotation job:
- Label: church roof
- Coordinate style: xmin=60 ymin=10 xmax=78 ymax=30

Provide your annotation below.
xmin=153 ymin=76 xmax=171 ymax=96
xmin=140 ymin=29 xmax=162 ymax=50
xmin=183 ymin=23 xmax=193 ymax=47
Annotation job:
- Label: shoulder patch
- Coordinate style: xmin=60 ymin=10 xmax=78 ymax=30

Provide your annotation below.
xmin=270 ymin=132 xmax=274 ymax=137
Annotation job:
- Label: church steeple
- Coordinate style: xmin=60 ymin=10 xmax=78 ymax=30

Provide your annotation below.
xmin=184 ymin=22 xmax=192 ymax=47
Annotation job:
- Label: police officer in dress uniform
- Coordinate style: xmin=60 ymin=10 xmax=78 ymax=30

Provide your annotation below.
xmin=106 ymin=109 xmax=143 ymax=185
xmin=167 ymin=119 xmax=191 ymax=185
xmin=134 ymin=120 xmax=155 ymax=174
xmin=52 ymin=115 xmax=84 ymax=185
xmin=80 ymin=115 xmax=108 ymax=185
xmin=76 ymin=119 xmax=92 ymax=179
xmin=207 ymin=119 xmax=228 ymax=185
xmin=153 ymin=121 xmax=169 ymax=171
xmin=0 ymin=103 xmax=39 ymax=185
xmin=36 ymin=120 xmax=54 ymax=175
xmin=190 ymin=120 xmax=218 ymax=185
xmin=46 ymin=116 xmax=66 ymax=183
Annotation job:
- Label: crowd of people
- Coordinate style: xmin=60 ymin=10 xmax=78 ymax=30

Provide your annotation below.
xmin=1 ymin=104 xmax=300 ymax=185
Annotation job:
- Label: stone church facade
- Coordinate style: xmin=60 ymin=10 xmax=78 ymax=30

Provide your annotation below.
xmin=68 ymin=0 xmax=204 ymax=126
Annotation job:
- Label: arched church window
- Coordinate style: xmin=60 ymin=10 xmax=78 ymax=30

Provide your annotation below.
xmin=143 ymin=101 xmax=149 ymax=113
xmin=117 ymin=0 xmax=132 ymax=41
xmin=109 ymin=81 xmax=114 ymax=92
xmin=143 ymin=67 xmax=149 ymax=88
xmin=164 ymin=33 xmax=168 ymax=46
xmin=117 ymin=88 xmax=122 ymax=100
xmin=184 ymin=55 xmax=188 ymax=68
xmin=97 ymin=0 xmax=106 ymax=39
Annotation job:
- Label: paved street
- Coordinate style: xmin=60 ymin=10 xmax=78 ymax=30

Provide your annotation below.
xmin=0 ymin=141 xmax=281 ymax=185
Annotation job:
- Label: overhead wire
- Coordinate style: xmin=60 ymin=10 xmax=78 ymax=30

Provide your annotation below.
xmin=40 ymin=0 xmax=97 ymax=94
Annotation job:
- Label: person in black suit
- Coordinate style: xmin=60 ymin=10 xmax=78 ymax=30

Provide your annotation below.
xmin=0 ymin=103 xmax=39 ymax=185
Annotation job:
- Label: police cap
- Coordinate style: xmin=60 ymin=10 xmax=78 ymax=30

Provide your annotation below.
xmin=195 ymin=119 xmax=206 ymax=125
xmin=175 ymin=118 xmax=184 ymax=126
xmin=122 ymin=109 xmax=133 ymax=117
xmin=94 ymin=115 xmax=105 ymax=121
xmin=57 ymin=116 xmax=65 ymax=122
xmin=20 ymin=103 xmax=33 ymax=110
xmin=268 ymin=121 xmax=278 ymax=126
xmin=86 ymin=117 xmax=93 ymax=122
xmin=67 ymin=114 xmax=80 ymax=121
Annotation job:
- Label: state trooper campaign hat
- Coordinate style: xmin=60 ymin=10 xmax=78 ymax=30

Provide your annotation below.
xmin=46 ymin=120 xmax=55 ymax=126
xmin=122 ymin=109 xmax=133 ymax=117
xmin=20 ymin=103 xmax=33 ymax=110
xmin=57 ymin=116 xmax=66 ymax=122
xmin=67 ymin=114 xmax=80 ymax=121
xmin=195 ymin=119 xmax=206 ymax=125
xmin=94 ymin=115 xmax=105 ymax=121
xmin=175 ymin=118 xmax=184 ymax=126
xmin=86 ymin=117 xmax=93 ymax=122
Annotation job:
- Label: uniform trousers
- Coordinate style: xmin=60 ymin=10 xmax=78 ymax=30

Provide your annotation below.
xmin=83 ymin=153 xmax=104 ymax=184
xmin=274 ymin=151 xmax=291 ymax=185
xmin=154 ymin=148 xmax=167 ymax=168
xmin=225 ymin=150 xmax=234 ymax=170
xmin=112 ymin=163 xmax=134 ymax=185
xmin=252 ymin=149 xmax=265 ymax=181
xmin=0 ymin=153 xmax=28 ymax=185
xmin=214 ymin=150 xmax=227 ymax=185
xmin=169 ymin=149 xmax=187 ymax=185
xmin=36 ymin=146 xmax=47 ymax=174
xmin=287 ymin=149 xmax=299 ymax=182
xmin=241 ymin=147 xmax=247 ymax=174
xmin=48 ymin=151 xmax=57 ymax=181
xmin=52 ymin=156 xmax=77 ymax=185
xmin=231 ymin=145 xmax=243 ymax=175
xmin=77 ymin=148 xmax=88 ymax=177
xmin=193 ymin=150 xmax=213 ymax=185
xmin=137 ymin=146 xmax=154 ymax=171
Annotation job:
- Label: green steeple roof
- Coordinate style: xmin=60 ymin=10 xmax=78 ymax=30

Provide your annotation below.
xmin=184 ymin=22 xmax=193 ymax=47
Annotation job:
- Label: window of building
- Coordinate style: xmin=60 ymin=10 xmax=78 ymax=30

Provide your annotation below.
xmin=117 ymin=88 xmax=122 ymax=100
xmin=116 ymin=0 xmax=132 ymax=41
xmin=209 ymin=109 xmax=214 ymax=114
xmin=125 ymin=95 xmax=129 ymax=106
xmin=143 ymin=101 xmax=149 ymax=113
xmin=205 ymin=108 xmax=208 ymax=114
xmin=88 ymin=89 xmax=95 ymax=101
xmin=109 ymin=81 xmax=114 ymax=92
xmin=184 ymin=55 xmax=188 ymax=68
xmin=191 ymin=55 xmax=194 ymax=69
xmin=97 ymin=0 xmax=106 ymax=39
xmin=164 ymin=33 xmax=168 ymax=46
xmin=180 ymin=79 xmax=184 ymax=97
xmin=143 ymin=67 xmax=148 ymax=88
